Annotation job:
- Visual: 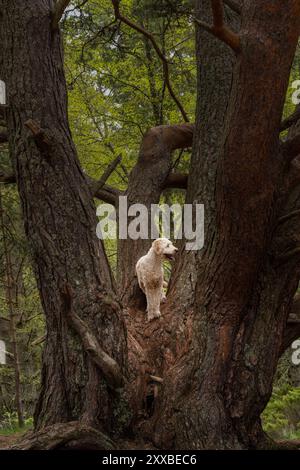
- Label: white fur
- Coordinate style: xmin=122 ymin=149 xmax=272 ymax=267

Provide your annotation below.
xmin=136 ymin=238 xmax=178 ymax=321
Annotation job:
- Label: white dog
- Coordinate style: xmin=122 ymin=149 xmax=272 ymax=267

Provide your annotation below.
xmin=136 ymin=238 xmax=178 ymax=321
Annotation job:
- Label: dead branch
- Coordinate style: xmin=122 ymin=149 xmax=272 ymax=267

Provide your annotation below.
xmin=52 ymin=0 xmax=72 ymax=30
xmin=61 ymin=283 xmax=125 ymax=390
xmin=111 ymin=0 xmax=189 ymax=122
xmin=25 ymin=119 xmax=53 ymax=153
xmin=149 ymin=375 xmax=163 ymax=383
xmin=193 ymin=0 xmax=241 ymax=53
xmin=10 ymin=421 xmax=115 ymax=450
xmin=94 ymin=154 xmax=122 ymax=194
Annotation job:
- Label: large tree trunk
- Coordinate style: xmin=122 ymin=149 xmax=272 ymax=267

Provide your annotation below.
xmin=0 ymin=0 xmax=127 ymax=435
xmin=146 ymin=0 xmax=300 ymax=449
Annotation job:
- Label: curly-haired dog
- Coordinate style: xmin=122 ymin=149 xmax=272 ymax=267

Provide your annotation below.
xmin=136 ymin=238 xmax=178 ymax=321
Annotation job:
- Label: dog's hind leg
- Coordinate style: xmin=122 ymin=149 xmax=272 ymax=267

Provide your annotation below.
xmin=145 ymin=287 xmax=161 ymax=321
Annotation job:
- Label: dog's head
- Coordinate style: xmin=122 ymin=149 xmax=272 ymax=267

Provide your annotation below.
xmin=152 ymin=238 xmax=178 ymax=261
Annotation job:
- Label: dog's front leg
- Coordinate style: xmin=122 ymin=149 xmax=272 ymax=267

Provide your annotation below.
xmin=145 ymin=287 xmax=161 ymax=321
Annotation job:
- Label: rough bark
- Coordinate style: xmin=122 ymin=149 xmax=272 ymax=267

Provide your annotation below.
xmin=0 ymin=0 xmax=127 ymax=434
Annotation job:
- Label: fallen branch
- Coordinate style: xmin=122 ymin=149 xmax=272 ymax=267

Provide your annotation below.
xmin=52 ymin=0 xmax=72 ymax=30
xmin=111 ymin=0 xmax=189 ymax=122
xmin=61 ymin=283 xmax=125 ymax=390
xmin=25 ymin=119 xmax=53 ymax=153
xmin=193 ymin=0 xmax=241 ymax=53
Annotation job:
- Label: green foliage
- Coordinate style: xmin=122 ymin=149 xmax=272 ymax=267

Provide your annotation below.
xmin=63 ymin=0 xmax=196 ymax=185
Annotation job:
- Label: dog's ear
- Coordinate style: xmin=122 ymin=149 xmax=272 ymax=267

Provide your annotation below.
xmin=152 ymin=239 xmax=163 ymax=255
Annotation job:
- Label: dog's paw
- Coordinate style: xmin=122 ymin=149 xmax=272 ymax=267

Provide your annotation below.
xmin=147 ymin=311 xmax=161 ymax=321
xmin=160 ymin=295 xmax=167 ymax=304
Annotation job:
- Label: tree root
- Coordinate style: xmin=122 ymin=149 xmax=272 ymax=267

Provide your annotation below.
xmin=10 ymin=421 xmax=116 ymax=450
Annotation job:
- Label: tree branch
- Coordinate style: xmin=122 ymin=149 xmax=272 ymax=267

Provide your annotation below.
xmin=193 ymin=0 xmax=241 ymax=53
xmin=93 ymin=154 xmax=122 ymax=194
xmin=111 ymin=0 xmax=189 ymax=122
xmin=61 ymin=284 xmax=125 ymax=390
xmin=52 ymin=0 xmax=72 ymax=30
